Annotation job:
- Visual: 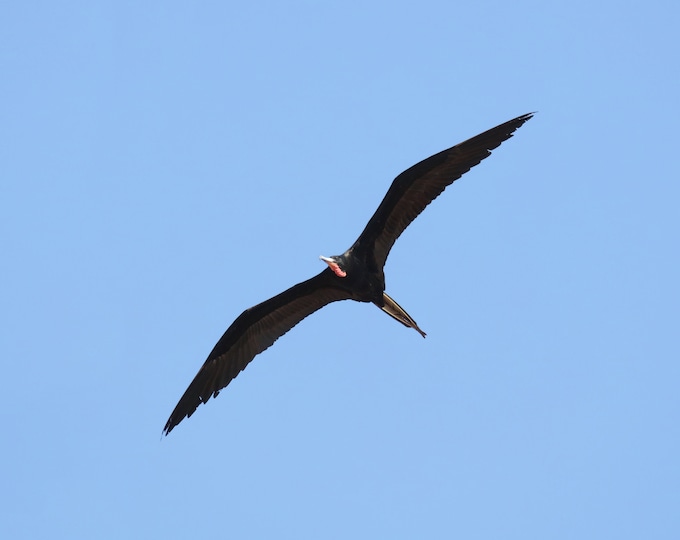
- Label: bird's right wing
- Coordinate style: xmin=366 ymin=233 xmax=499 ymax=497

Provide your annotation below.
xmin=163 ymin=269 xmax=351 ymax=435
xmin=355 ymin=113 xmax=534 ymax=268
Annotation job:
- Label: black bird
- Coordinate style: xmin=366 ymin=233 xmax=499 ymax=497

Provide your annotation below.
xmin=163 ymin=112 xmax=533 ymax=435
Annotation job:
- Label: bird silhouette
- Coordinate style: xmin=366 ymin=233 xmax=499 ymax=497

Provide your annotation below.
xmin=163 ymin=112 xmax=533 ymax=435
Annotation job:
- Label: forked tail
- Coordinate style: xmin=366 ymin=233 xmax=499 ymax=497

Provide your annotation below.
xmin=378 ymin=292 xmax=427 ymax=338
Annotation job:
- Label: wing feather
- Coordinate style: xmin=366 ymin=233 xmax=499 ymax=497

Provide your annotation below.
xmin=355 ymin=113 xmax=534 ymax=267
xmin=163 ymin=270 xmax=350 ymax=435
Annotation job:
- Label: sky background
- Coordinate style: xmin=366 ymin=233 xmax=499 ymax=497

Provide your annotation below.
xmin=2 ymin=1 xmax=679 ymax=538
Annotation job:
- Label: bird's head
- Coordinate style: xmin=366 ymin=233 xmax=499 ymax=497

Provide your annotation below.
xmin=319 ymin=255 xmax=347 ymax=278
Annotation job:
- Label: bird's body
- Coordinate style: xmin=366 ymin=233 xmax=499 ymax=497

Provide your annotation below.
xmin=163 ymin=112 xmax=533 ymax=435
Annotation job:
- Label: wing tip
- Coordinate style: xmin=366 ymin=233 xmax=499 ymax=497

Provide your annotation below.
xmin=162 ymin=411 xmax=184 ymax=437
xmin=514 ymin=111 xmax=536 ymax=127
xmin=162 ymin=392 xmax=207 ymax=436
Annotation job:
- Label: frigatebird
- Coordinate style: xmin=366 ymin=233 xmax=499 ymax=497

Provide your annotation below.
xmin=163 ymin=112 xmax=533 ymax=435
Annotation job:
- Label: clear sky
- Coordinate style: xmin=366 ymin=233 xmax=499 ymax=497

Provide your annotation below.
xmin=2 ymin=1 xmax=679 ymax=538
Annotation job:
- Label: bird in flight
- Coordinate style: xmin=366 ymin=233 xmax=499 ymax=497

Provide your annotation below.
xmin=163 ymin=112 xmax=533 ymax=435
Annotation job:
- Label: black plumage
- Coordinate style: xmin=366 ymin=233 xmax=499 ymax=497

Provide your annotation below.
xmin=163 ymin=112 xmax=533 ymax=435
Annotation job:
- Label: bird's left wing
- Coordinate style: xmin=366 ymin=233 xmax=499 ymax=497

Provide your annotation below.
xmin=163 ymin=269 xmax=350 ymax=435
xmin=354 ymin=113 xmax=533 ymax=268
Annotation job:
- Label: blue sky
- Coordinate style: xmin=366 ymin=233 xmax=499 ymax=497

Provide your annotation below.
xmin=2 ymin=1 xmax=679 ymax=538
